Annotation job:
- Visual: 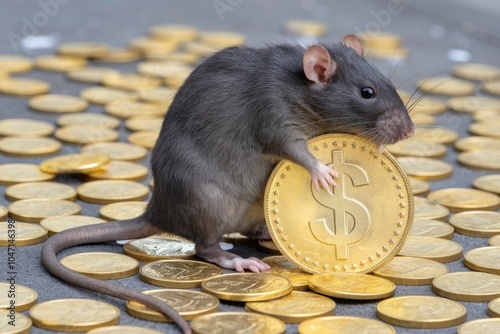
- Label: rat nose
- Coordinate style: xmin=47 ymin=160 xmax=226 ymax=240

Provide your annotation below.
xmin=401 ymin=124 xmax=415 ymax=139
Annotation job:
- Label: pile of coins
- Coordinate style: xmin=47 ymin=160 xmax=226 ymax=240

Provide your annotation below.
xmin=0 ymin=15 xmax=499 ymax=334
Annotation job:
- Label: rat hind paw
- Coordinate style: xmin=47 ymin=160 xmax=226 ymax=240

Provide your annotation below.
xmin=229 ymin=257 xmax=271 ymax=273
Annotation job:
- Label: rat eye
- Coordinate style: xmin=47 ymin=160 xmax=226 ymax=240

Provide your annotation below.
xmin=361 ymin=87 xmax=376 ymax=99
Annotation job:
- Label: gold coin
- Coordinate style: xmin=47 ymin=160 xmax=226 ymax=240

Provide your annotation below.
xmin=0 ymin=309 xmax=32 ymax=334
xmin=138 ymin=87 xmax=176 ymax=104
xmin=77 ymin=180 xmax=149 ymax=204
xmin=458 ymin=149 xmax=500 ymax=170
xmin=28 ymin=94 xmax=88 ymax=113
xmin=123 ymin=236 xmax=195 ymax=262
xmin=191 ymin=312 xmax=286 ymax=334
xmin=428 ymin=188 xmax=500 ymax=212
xmin=128 ymin=130 xmax=159 ymax=149
xmin=0 ymin=283 xmax=37 ymax=311
xmin=82 ymin=142 xmax=147 ymax=162
xmin=298 ymin=316 xmax=395 ymax=334
xmin=39 ymin=152 xmax=110 ymax=174
xmin=125 ymin=116 xmax=163 ymax=132
xmin=397 ymin=157 xmax=453 ymax=180
xmin=0 ymin=78 xmax=49 ymax=95
xmin=387 ymin=140 xmax=446 ymax=158
xmin=87 ymin=326 xmax=164 ymax=334
xmin=408 ymin=177 xmax=430 ymax=196
xmin=410 ymin=218 xmax=454 ymax=239
xmin=398 ymin=236 xmax=462 ymax=262
xmin=99 ymin=201 xmax=148 ymax=220
xmin=105 ymin=100 xmax=167 ymax=118
xmin=82 ymin=160 xmax=148 ymax=181
xmin=8 ymin=199 xmax=81 ymax=223
xmin=164 ymin=70 xmax=190 ymax=89
xmin=0 ymin=222 xmax=47 ymax=246
xmin=184 ymin=42 xmax=219 ymax=58
xmin=40 ymin=215 xmax=106 ymax=236
xmin=458 ymin=319 xmax=500 ymax=334
xmin=411 ymin=125 xmax=458 ymax=144
xmin=489 ymin=297 xmax=500 ymax=317
xmin=94 ymin=48 xmax=141 ymax=63
xmin=359 ymin=32 xmax=401 ymax=49
xmin=474 ymin=109 xmax=500 ymax=121
xmin=403 ymin=95 xmax=447 ymax=115
xmin=261 ymin=256 xmax=312 ymax=291
xmin=413 ymin=196 xmax=450 ymax=221
xmin=452 ymin=63 xmax=500 ymax=82
xmin=141 ymin=259 xmax=222 ymax=289
xmin=35 ymin=55 xmax=87 ymax=71
xmin=245 ymin=290 xmax=335 ymax=323
xmin=0 ymin=137 xmax=61 ymax=156
xmin=258 ymin=239 xmax=281 ymax=255
xmin=200 ymin=31 xmax=246 ymax=48
xmin=417 ymin=76 xmax=476 ymax=96
xmin=469 ymin=122 xmax=500 ymax=137
xmin=5 ymin=181 xmax=76 ymax=201
xmin=373 ymin=256 xmax=449 ymax=285
xmin=57 ymin=41 xmax=109 ymax=58
xmin=126 ymin=289 xmax=219 ymax=322
xmin=364 ymin=47 xmax=409 ymax=60
xmin=60 ymin=252 xmax=139 ymax=280
xmin=448 ymin=96 xmax=500 ymax=113
xmin=450 ymin=211 xmax=500 ymax=237
xmin=202 ymin=273 xmax=292 ymax=302
xmin=55 ymin=125 xmax=119 ymax=144
xmin=410 ymin=113 xmax=436 ymax=125
xmin=0 ymin=206 xmax=7 ymax=220
xmin=150 ymin=24 xmax=199 ymax=42
xmin=136 ymin=61 xmax=191 ymax=79
xmin=67 ymin=66 xmax=120 ymax=83
xmin=473 ymin=174 xmax=500 ymax=194
xmin=80 ymin=86 xmax=137 ymax=105
xmin=29 ymin=298 xmax=119 ymax=331
xmin=376 ymin=295 xmax=466 ymax=329
xmin=490 ymin=235 xmax=500 ymax=246
xmin=102 ymin=73 xmax=162 ymax=91
xmin=57 ymin=112 xmax=120 ymax=129
xmin=0 ymin=163 xmax=55 ymax=186
xmin=464 ymin=246 xmax=500 ymax=274
xmin=145 ymin=52 xmax=198 ymax=64
xmin=129 ymin=37 xmax=178 ymax=54
xmin=308 ymin=273 xmax=395 ymax=300
xmin=0 ymin=118 xmax=54 ymax=137
xmin=432 ymin=271 xmax=500 ymax=301
xmin=483 ymin=81 xmax=500 ymax=96
xmin=0 ymin=55 xmax=33 ymax=73
xmin=265 ymin=134 xmax=413 ymax=274
xmin=284 ymin=20 xmax=328 ymax=37
xmin=455 ymin=136 xmax=500 ymax=151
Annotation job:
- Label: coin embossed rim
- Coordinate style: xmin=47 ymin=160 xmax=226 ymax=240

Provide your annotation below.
xmin=432 ymin=272 xmax=500 ymax=301
xmin=464 ymin=246 xmax=500 ymax=275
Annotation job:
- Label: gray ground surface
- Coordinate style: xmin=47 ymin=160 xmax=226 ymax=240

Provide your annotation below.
xmin=1 ymin=1 xmax=500 ymax=333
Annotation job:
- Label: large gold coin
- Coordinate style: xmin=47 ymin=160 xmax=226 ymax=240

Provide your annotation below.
xmin=125 ymin=116 xmax=163 ymax=132
xmin=123 ymin=236 xmax=196 ymax=262
xmin=0 ymin=283 xmax=37 ymax=311
xmin=452 ymin=63 xmax=500 ymax=82
xmin=0 ymin=137 xmax=61 ymax=156
xmin=284 ymin=20 xmax=328 ymax=37
xmin=458 ymin=319 xmax=500 ymax=334
xmin=0 ymin=163 xmax=55 ymax=186
xmin=140 ymin=259 xmax=222 ymax=289
xmin=308 ymin=273 xmax=395 ymax=300
xmin=448 ymin=96 xmax=500 ymax=113
xmin=432 ymin=271 xmax=500 ymax=301
xmin=66 ymin=66 xmax=119 ymax=83
xmin=5 ymin=181 xmax=76 ymax=201
xmin=0 ymin=55 xmax=33 ymax=73
xmin=28 ymin=94 xmax=88 ymax=113
xmin=0 ymin=78 xmax=49 ymax=95
xmin=0 ymin=309 xmax=32 ymax=334
xmin=469 ymin=123 xmax=500 ymax=138
xmin=417 ymin=76 xmax=476 ymax=96
xmin=245 ymin=291 xmax=335 ymax=323
xmin=408 ymin=177 xmax=430 ymax=196
xmin=427 ymin=188 xmax=500 ymax=212
xmin=57 ymin=112 xmax=120 ymax=129
xmin=94 ymin=48 xmax=141 ymax=63
xmin=82 ymin=160 xmax=148 ymax=181
xmin=80 ymin=86 xmax=137 ymax=105
xmin=376 ymin=295 xmax=466 ymax=329
xmin=397 ymin=157 xmax=453 ymax=180
xmin=449 ymin=211 xmax=500 ymax=237
xmin=150 ymin=24 xmax=199 ymax=42
xmin=413 ymin=196 xmax=450 ymax=221
xmin=77 ymin=180 xmax=149 ymax=204
xmin=410 ymin=218 xmax=454 ymax=239
xmin=60 ymin=252 xmax=139 ymax=280
xmin=87 ymin=326 xmax=163 ymax=334
xmin=126 ymin=289 xmax=219 ymax=322
xmin=105 ymin=100 xmax=167 ymax=118
xmin=464 ymin=246 xmax=500 ymax=274
xmin=473 ymin=174 xmax=500 ymax=194
xmin=261 ymin=256 xmax=312 ymax=291
xmin=398 ymin=236 xmax=462 ymax=262
xmin=127 ymin=130 xmax=159 ymax=149
xmin=202 ymin=273 xmax=292 ymax=302
xmin=489 ymin=297 xmax=500 ymax=317
xmin=0 ymin=222 xmax=47 ymax=246
xmin=40 ymin=215 xmax=106 ymax=236
xmin=55 ymin=125 xmax=119 ymax=144
xmin=8 ymin=199 xmax=81 ymax=223
xmin=410 ymin=125 xmax=458 ymax=144
xmin=298 ymin=316 xmax=395 ymax=334
xmin=35 ymin=55 xmax=87 ymax=71
xmin=99 ymin=201 xmax=148 ymax=220
xmin=29 ymin=298 xmax=119 ymax=332
xmin=455 ymin=136 xmax=500 ymax=151
xmin=373 ymin=256 xmax=449 ymax=285
xmin=57 ymin=41 xmax=109 ymax=58
xmin=0 ymin=118 xmax=54 ymax=137
xmin=387 ymin=140 xmax=446 ymax=158
xmin=265 ymin=134 xmax=413 ymax=274
xmin=82 ymin=142 xmax=147 ymax=161
xmin=39 ymin=152 xmax=110 ymax=174
xmin=191 ymin=312 xmax=286 ymax=334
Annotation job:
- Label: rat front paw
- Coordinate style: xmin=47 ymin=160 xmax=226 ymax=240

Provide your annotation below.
xmin=311 ymin=162 xmax=338 ymax=194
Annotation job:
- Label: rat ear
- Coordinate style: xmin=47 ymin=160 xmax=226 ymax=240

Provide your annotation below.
xmin=303 ymin=45 xmax=337 ymax=84
xmin=342 ymin=34 xmax=364 ymax=57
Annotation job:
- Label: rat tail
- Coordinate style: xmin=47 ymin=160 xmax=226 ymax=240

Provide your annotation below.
xmin=41 ymin=218 xmax=192 ymax=334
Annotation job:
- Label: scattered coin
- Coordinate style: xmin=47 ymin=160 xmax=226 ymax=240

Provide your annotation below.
xmin=452 ymin=63 xmax=500 ymax=82
xmin=458 ymin=318 xmax=500 ymax=334
xmin=40 ymin=215 xmax=107 ymax=236
xmin=200 ymin=31 xmax=246 ymax=48
xmin=126 ymin=289 xmax=219 ymax=322
xmin=102 ymin=73 xmax=162 ymax=91
xmin=136 ymin=61 xmax=192 ymax=83
xmin=410 ymin=218 xmax=454 ymax=239
xmin=0 ymin=309 xmax=33 ymax=333
xmin=398 ymin=236 xmax=462 ymax=262
xmin=8 ymin=198 xmax=81 ymax=223
xmin=373 ymin=256 xmax=449 ymax=285
xmin=184 ymin=42 xmax=219 ymax=58
xmin=66 ymin=66 xmax=119 ymax=83
xmin=360 ymin=32 xmax=401 ymax=49
xmin=87 ymin=326 xmax=164 ymax=334
xmin=489 ymin=297 xmax=500 ymax=317
xmin=99 ymin=201 xmax=148 ymax=220
xmin=138 ymin=87 xmax=176 ymax=104
xmin=365 ymin=47 xmax=409 ymax=60
xmin=80 ymin=86 xmax=137 ymax=104
xmin=40 ymin=152 xmax=110 ymax=174
xmin=60 ymin=252 xmax=139 ymax=280
xmin=417 ymin=76 xmax=476 ymax=96
xmin=469 ymin=122 xmax=500 ymax=138
xmin=57 ymin=112 xmax=120 ymax=129
xmin=0 ymin=55 xmax=33 ymax=73
xmin=427 ymin=188 xmax=500 ymax=212
xmin=283 ymin=20 xmax=327 ymax=37
xmin=0 ymin=137 xmax=61 ymax=156
xmin=464 ymin=246 xmax=500 ymax=274
xmin=29 ymin=298 xmax=120 ymax=332
xmin=0 ymin=206 xmax=7 ymax=221
xmin=0 ymin=283 xmax=37 ymax=311
xmin=150 ymin=24 xmax=199 ymax=42
xmin=298 ymin=316 xmax=396 ymax=334
xmin=258 ymin=239 xmax=281 ymax=255
xmin=28 ymin=94 xmax=88 ymax=113
xmin=397 ymin=157 xmax=453 ymax=180
xmin=261 ymin=256 xmax=312 ymax=291
xmin=448 ymin=96 xmax=500 ymax=113
xmin=93 ymin=48 xmax=141 ymax=63
xmin=35 ymin=55 xmax=87 ymax=71
xmin=55 ymin=125 xmax=119 ymax=144
xmin=404 ymin=95 xmax=447 ymax=115
xmin=473 ymin=174 xmax=500 ymax=195
xmin=489 ymin=235 xmax=500 ymax=246
xmin=0 ymin=118 xmax=54 ymax=137
xmin=432 ymin=271 xmax=500 ymax=301
xmin=483 ymin=81 xmax=500 ymax=96
xmin=82 ymin=160 xmax=149 ymax=181
xmin=0 ymin=222 xmax=47 ymax=246
xmin=57 ymin=41 xmax=109 ymax=58
xmin=77 ymin=180 xmax=149 ymax=204
xmin=105 ymin=100 xmax=167 ymax=118
xmin=0 ymin=78 xmax=50 ymax=95
xmin=410 ymin=113 xmax=436 ymax=125
xmin=128 ymin=130 xmax=159 ymax=149
xmin=129 ymin=37 xmax=179 ymax=54
xmin=449 ymin=211 xmax=500 ymax=237
xmin=245 ymin=290 xmax=335 ymax=323
xmin=455 ymin=136 xmax=500 ymax=151
xmin=191 ymin=312 xmax=286 ymax=334
xmin=413 ymin=196 xmax=450 ymax=221
xmin=376 ymin=295 xmax=466 ymax=329
xmin=125 ymin=116 xmax=163 ymax=132
xmin=82 ymin=142 xmax=147 ymax=161
xmin=5 ymin=181 xmax=76 ymax=201
xmin=123 ymin=236 xmax=196 ymax=262
xmin=408 ymin=177 xmax=430 ymax=196
xmin=141 ymin=259 xmax=222 ymax=289
xmin=410 ymin=125 xmax=458 ymax=144
xmin=0 ymin=163 xmax=55 ymax=186
xmin=145 ymin=52 xmax=198 ymax=64
xmin=473 ymin=109 xmax=500 ymax=121
xmin=387 ymin=140 xmax=446 ymax=158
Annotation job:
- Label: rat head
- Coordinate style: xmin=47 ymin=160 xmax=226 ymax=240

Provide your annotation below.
xmin=302 ymin=34 xmax=414 ymax=150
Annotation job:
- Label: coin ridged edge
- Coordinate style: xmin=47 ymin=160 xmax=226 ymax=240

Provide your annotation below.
xmin=432 ymin=276 xmax=500 ymax=302
xmin=464 ymin=247 xmax=500 ymax=275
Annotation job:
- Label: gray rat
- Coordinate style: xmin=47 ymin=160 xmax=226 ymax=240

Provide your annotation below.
xmin=42 ymin=34 xmax=414 ymax=333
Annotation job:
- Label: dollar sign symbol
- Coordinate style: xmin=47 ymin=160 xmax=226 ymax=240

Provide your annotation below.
xmin=309 ymin=150 xmax=371 ymax=260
